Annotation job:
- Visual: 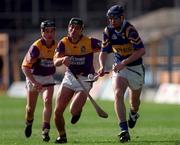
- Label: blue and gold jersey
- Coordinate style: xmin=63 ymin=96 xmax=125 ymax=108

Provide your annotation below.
xmin=55 ymin=35 xmax=101 ymax=76
xmin=22 ymin=38 xmax=57 ymax=76
xmin=102 ymin=20 xmax=144 ymax=66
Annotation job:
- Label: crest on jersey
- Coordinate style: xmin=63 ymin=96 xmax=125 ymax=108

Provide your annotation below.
xmin=80 ymin=46 xmax=86 ymax=53
xmin=112 ymin=34 xmax=117 ymax=40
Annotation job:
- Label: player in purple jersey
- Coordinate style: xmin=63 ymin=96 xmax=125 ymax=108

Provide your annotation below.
xmin=98 ymin=5 xmax=145 ymax=143
xmin=21 ymin=19 xmax=57 ymax=142
xmin=53 ymin=17 xmax=101 ymax=143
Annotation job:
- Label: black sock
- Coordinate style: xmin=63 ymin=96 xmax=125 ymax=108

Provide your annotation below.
xmin=42 ymin=122 xmax=50 ymax=131
xmin=130 ymin=110 xmax=137 ymax=115
xmin=26 ymin=119 xmax=33 ymax=125
xmin=119 ymin=121 xmax=128 ymax=131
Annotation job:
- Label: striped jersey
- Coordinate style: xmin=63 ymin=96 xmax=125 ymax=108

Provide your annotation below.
xmin=102 ymin=20 xmax=144 ymax=66
xmin=22 ymin=38 xmax=57 ymax=76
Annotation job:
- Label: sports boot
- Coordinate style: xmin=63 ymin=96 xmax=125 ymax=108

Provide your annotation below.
xmin=55 ymin=134 xmax=67 ymax=144
xmin=25 ymin=122 xmax=32 ymax=138
xmin=71 ymin=111 xmax=81 ymax=124
xmin=118 ymin=131 xmax=130 ymax=143
xmin=128 ymin=112 xmax=139 ymax=128
xmin=42 ymin=128 xmax=50 ymax=142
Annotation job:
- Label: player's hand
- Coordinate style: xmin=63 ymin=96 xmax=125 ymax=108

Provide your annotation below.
xmin=62 ymin=56 xmax=71 ymax=66
xmin=97 ymin=67 xmax=105 ymax=77
xmin=113 ymin=62 xmax=126 ymax=72
xmin=32 ymin=82 xmax=43 ymax=91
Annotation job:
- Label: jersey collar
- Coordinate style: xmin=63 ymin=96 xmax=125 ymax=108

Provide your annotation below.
xmin=114 ymin=19 xmax=127 ymax=34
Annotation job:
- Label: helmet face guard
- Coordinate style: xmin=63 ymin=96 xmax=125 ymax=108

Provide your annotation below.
xmin=106 ymin=5 xmax=124 ymax=19
xmin=40 ymin=20 xmax=56 ymax=31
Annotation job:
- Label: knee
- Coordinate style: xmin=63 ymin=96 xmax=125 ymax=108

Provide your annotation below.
xmin=44 ymin=96 xmax=52 ymax=106
xmin=114 ymin=90 xmax=124 ymax=102
xmin=114 ymin=89 xmax=124 ymax=97
xmin=44 ymin=101 xmax=52 ymax=111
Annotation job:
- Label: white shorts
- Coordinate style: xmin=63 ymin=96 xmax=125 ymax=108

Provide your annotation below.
xmin=60 ymin=71 xmax=92 ymax=92
xmin=112 ymin=65 xmax=145 ymax=90
xmin=26 ymin=75 xmax=54 ymax=91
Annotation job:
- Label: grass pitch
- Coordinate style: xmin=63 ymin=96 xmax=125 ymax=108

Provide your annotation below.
xmin=0 ymin=95 xmax=180 ymax=145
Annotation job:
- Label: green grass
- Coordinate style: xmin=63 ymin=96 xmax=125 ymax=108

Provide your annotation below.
xmin=0 ymin=95 xmax=180 ymax=145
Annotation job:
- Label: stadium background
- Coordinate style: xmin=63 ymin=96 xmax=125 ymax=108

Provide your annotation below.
xmin=0 ymin=1 xmax=180 ymax=145
xmin=0 ymin=0 xmax=180 ymax=101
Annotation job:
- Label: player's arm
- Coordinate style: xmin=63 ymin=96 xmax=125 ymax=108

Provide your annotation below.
xmin=122 ymin=48 xmax=145 ymax=66
xmin=114 ymin=27 xmax=145 ymax=72
xmin=22 ymin=66 xmax=37 ymax=84
xmin=53 ymin=52 xmax=64 ymax=66
xmin=22 ymin=66 xmax=42 ymax=90
xmin=21 ymin=46 xmax=42 ymax=89
xmin=91 ymin=38 xmax=101 ymax=53
xmin=99 ymin=52 xmax=108 ymax=71
xmin=123 ymin=26 xmax=145 ymax=65
xmin=98 ymin=27 xmax=111 ymax=76
xmin=53 ymin=41 xmax=71 ymax=67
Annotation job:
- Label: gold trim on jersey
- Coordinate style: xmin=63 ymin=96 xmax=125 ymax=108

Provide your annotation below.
xmin=126 ymin=26 xmax=141 ymax=45
xmin=112 ymin=43 xmax=134 ymax=56
xmin=129 ymin=36 xmax=140 ymax=42
xmin=125 ymin=26 xmax=134 ymax=38
xmin=102 ymin=39 xmax=111 ymax=48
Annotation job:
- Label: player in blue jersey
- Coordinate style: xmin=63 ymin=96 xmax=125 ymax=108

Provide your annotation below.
xmin=98 ymin=5 xmax=145 ymax=143
xmin=53 ymin=17 xmax=101 ymax=143
xmin=21 ymin=19 xmax=57 ymax=142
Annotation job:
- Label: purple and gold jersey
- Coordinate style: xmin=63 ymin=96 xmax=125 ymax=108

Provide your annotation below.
xmin=102 ymin=20 xmax=144 ymax=66
xmin=55 ymin=35 xmax=101 ymax=76
xmin=22 ymin=38 xmax=57 ymax=76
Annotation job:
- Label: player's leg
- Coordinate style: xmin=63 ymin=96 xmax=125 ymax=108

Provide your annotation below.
xmin=69 ymin=74 xmax=91 ymax=124
xmin=41 ymin=86 xmax=54 ymax=142
xmin=70 ymin=91 xmax=87 ymax=124
xmin=112 ymin=76 xmax=130 ymax=143
xmin=126 ymin=65 xmax=144 ymax=129
xmin=25 ymin=90 xmax=38 ymax=138
xmin=54 ymin=86 xmax=74 ymax=143
xmin=128 ymin=88 xmax=141 ymax=128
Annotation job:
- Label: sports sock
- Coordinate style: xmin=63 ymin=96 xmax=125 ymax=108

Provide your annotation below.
xmin=119 ymin=121 xmax=128 ymax=131
xmin=26 ymin=119 xmax=33 ymax=125
xmin=130 ymin=110 xmax=137 ymax=115
xmin=42 ymin=122 xmax=50 ymax=131
xmin=59 ymin=130 xmax=66 ymax=137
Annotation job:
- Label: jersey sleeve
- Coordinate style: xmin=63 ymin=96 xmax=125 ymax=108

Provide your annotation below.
xmin=56 ymin=41 xmax=65 ymax=54
xmin=101 ymin=27 xmax=112 ymax=53
xmin=29 ymin=45 xmax=40 ymax=59
xmin=54 ymin=40 xmax=65 ymax=61
xmin=91 ymin=38 xmax=101 ymax=52
xmin=127 ymin=26 xmax=144 ymax=50
xmin=27 ymin=45 xmax=40 ymax=64
xmin=22 ymin=45 xmax=40 ymax=68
